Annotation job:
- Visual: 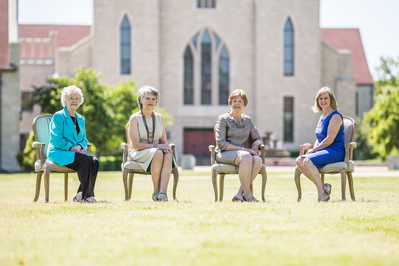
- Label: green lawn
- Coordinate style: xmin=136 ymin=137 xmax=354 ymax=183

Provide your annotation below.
xmin=1 ymin=170 xmax=398 ymax=266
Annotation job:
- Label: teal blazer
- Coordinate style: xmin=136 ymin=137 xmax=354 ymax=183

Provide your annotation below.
xmin=47 ymin=107 xmax=89 ymax=166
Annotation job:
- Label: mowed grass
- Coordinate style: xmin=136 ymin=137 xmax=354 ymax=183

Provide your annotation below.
xmin=1 ymin=170 xmax=399 ymax=266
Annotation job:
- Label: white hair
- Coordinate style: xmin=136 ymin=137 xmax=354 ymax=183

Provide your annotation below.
xmin=137 ymin=85 xmax=159 ymax=109
xmin=60 ymin=85 xmax=84 ymax=107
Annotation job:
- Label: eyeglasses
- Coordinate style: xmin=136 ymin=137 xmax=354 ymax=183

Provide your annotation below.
xmin=68 ymin=97 xmax=80 ymax=102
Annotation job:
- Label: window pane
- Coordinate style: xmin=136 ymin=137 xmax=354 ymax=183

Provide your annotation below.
xmin=201 ymin=31 xmax=212 ymax=105
xmin=283 ymin=96 xmax=294 ymax=142
xmin=120 ymin=15 xmax=131 ymax=74
xmin=283 ymin=18 xmax=294 ymax=76
xmin=219 ymin=46 xmax=229 ymax=105
xmin=184 ymin=46 xmax=194 ymax=105
xmin=21 ymin=91 xmax=33 ymax=111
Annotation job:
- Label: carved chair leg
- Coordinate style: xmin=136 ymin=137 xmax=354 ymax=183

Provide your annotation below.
xmin=260 ymin=166 xmax=267 ymax=202
xmin=64 ymin=173 xmax=68 ymax=201
xmin=347 ymin=171 xmax=356 ymax=201
xmin=212 ymin=171 xmax=218 ymax=202
xmin=250 ymin=184 xmax=253 ymax=194
xmin=340 ymin=169 xmax=347 ymax=201
xmin=43 ymin=169 xmax=50 ymax=203
xmin=219 ymin=174 xmax=225 ymax=202
xmin=128 ymin=172 xmax=134 ymax=200
xmin=321 ymin=173 xmax=325 ymax=184
xmin=172 ymin=168 xmax=179 ymax=201
xmin=122 ymin=169 xmax=129 ymax=201
xmin=294 ymin=167 xmax=302 ymax=202
xmin=34 ymin=171 xmax=43 ymax=202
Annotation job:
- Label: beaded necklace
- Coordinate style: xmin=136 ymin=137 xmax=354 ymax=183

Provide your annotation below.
xmin=141 ymin=110 xmax=155 ymax=143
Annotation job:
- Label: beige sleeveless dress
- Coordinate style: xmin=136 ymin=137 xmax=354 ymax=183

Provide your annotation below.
xmin=128 ymin=111 xmax=164 ymax=172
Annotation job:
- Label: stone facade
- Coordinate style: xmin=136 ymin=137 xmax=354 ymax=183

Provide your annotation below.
xmin=56 ymin=0 xmax=357 ymax=161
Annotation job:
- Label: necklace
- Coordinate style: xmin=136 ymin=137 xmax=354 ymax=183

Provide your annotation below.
xmin=141 ymin=110 xmax=155 ymax=143
xmin=228 ymin=112 xmax=245 ymax=128
xmin=322 ymin=108 xmax=334 ymax=119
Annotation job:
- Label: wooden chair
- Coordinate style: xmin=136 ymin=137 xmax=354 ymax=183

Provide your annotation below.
xmin=208 ymin=143 xmax=267 ymax=202
xmin=294 ymin=116 xmax=357 ymax=201
xmin=121 ymin=123 xmax=179 ymax=201
xmin=32 ymin=114 xmax=91 ymax=202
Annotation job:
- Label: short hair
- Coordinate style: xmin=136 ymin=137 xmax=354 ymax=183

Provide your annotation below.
xmin=137 ymin=85 xmax=160 ymax=109
xmin=311 ymin=87 xmax=338 ymax=113
xmin=228 ymin=89 xmax=248 ymax=106
xmin=61 ymin=85 xmax=84 ymax=107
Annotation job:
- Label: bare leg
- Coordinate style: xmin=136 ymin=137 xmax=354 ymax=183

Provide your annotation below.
xmin=159 ymin=153 xmax=173 ymax=195
xmin=234 ymin=152 xmax=257 ymax=201
xmin=302 ymin=158 xmax=330 ymax=201
xmin=236 ymin=156 xmax=262 ymax=200
xmin=150 ymin=150 xmax=164 ymax=194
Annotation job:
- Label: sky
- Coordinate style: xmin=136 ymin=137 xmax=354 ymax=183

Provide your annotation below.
xmin=18 ymin=0 xmax=399 ymax=80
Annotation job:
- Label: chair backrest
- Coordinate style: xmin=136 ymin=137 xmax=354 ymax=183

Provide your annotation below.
xmin=125 ymin=121 xmax=131 ymax=146
xmin=32 ymin=114 xmax=53 ymax=159
xmin=342 ymin=116 xmax=356 ymax=145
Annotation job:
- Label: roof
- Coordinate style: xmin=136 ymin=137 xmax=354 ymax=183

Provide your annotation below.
xmin=19 ymin=24 xmax=91 ymax=48
xmin=321 ymin=28 xmax=373 ymax=84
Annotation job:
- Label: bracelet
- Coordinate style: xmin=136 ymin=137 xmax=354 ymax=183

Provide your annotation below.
xmin=153 ymin=143 xmax=158 ymax=148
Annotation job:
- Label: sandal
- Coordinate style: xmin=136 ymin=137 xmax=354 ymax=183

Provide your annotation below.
xmin=243 ymin=194 xmax=259 ymax=202
xmin=83 ymin=197 xmax=97 ymax=203
xmin=232 ymin=195 xmax=243 ymax=202
xmin=152 ymin=193 xmax=157 ymax=201
xmin=73 ymin=192 xmax=82 ymax=202
xmin=323 ymin=183 xmax=332 ymax=195
xmin=155 ymin=192 xmax=168 ymax=202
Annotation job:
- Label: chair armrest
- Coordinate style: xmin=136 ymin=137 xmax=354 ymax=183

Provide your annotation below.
xmin=169 ymin=143 xmax=177 ymax=161
xmin=344 ymin=142 xmax=357 ymax=161
xmin=121 ymin=142 xmax=129 ymax=164
xmin=346 ymin=142 xmax=357 ymax=149
xmin=32 ymin=141 xmax=45 ymax=167
xmin=87 ymin=144 xmax=92 ymax=155
xmin=299 ymin=143 xmax=314 ymax=155
xmin=209 ymin=145 xmax=216 ymax=165
xmin=259 ymin=143 xmax=266 ymax=164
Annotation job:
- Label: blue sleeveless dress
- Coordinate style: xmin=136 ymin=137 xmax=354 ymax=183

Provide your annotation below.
xmin=305 ymin=110 xmax=345 ymax=168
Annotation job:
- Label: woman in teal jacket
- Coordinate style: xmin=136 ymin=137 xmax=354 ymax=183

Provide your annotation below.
xmin=47 ymin=85 xmax=99 ymax=203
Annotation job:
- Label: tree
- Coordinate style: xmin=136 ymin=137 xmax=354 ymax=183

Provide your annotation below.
xmin=31 ymin=67 xmax=137 ymax=156
xmin=362 ymin=57 xmax=399 ymax=158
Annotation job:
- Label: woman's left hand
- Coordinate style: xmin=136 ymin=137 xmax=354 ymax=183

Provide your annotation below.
xmin=157 ymin=143 xmax=172 ymax=153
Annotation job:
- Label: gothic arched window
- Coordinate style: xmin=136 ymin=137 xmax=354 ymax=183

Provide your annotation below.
xmin=183 ymin=29 xmax=230 ymax=106
xmin=284 ymin=18 xmax=294 ymax=76
xmin=120 ymin=15 xmax=131 ymax=75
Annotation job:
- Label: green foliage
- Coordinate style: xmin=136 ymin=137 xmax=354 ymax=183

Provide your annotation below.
xmin=374 ymin=56 xmax=399 ymax=93
xmin=354 ymin=118 xmax=378 ymax=160
xmin=21 ymin=67 xmax=174 ymax=170
xmin=363 ymin=86 xmax=399 ymax=158
xmin=16 ymin=131 xmax=35 ymax=172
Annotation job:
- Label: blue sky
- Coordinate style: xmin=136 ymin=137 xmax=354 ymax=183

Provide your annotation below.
xmin=18 ymin=0 xmax=399 ymax=80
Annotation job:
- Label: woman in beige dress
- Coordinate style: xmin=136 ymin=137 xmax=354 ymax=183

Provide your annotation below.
xmin=215 ymin=89 xmax=263 ymax=202
xmin=127 ymin=86 xmax=174 ymax=201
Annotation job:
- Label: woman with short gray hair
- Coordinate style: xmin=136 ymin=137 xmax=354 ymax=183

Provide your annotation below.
xmin=126 ymin=85 xmax=175 ymax=201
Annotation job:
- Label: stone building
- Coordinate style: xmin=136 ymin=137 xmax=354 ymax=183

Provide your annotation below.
xmin=0 ymin=0 xmax=20 ymax=171
xmin=19 ymin=0 xmax=374 ymax=165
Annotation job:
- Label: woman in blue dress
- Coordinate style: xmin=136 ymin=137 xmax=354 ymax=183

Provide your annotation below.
xmin=296 ymin=87 xmax=345 ymax=202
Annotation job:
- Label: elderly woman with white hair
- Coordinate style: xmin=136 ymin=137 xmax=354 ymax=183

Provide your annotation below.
xmin=126 ymin=85 xmax=174 ymax=202
xmin=47 ymin=85 xmax=99 ymax=203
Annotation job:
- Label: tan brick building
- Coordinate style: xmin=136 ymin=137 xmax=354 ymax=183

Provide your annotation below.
xmin=18 ymin=0 xmax=373 ymax=165
xmin=0 ymin=0 xmax=20 ymax=171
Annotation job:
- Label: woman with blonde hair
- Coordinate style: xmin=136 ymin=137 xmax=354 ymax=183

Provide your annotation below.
xmin=295 ymin=87 xmax=345 ymax=202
